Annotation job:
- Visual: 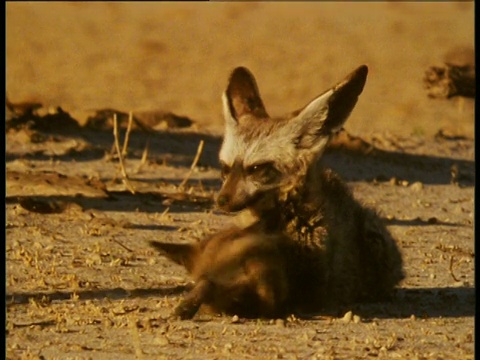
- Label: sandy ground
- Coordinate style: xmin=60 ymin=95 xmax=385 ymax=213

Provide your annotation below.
xmin=6 ymin=2 xmax=474 ymax=359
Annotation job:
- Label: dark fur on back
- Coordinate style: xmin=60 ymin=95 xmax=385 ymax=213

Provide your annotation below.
xmin=150 ymin=222 xmax=330 ymax=319
xmin=259 ymin=164 xmax=404 ymax=307
xmin=150 ymin=206 xmax=403 ymax=319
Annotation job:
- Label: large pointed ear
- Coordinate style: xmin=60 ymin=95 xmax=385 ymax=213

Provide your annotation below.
xmin=149 ymin=241 xmax=197 ymax=272
xmin=291 ymin=65 xmax=368 ymax=152
xmin=222 ymin=67 xmax=269 ymax=123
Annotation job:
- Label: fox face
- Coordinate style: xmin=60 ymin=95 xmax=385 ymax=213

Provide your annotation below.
xmin=217 ymin=65 xmax=368 ymax=213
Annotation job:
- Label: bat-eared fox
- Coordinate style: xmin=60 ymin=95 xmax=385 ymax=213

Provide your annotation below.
xmin=151 ymin=65 xmax=404 ymax=319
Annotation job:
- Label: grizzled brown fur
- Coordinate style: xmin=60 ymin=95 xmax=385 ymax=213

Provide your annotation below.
xmin=150 ymin=221 xmax=327 ymax=319
xmin=151 ymin=65 xmax=404 ymax=319
xmin=218 ymin=65 xmax=404 ymax=308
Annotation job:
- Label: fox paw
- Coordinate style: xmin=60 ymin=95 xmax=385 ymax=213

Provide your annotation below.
xmin=172 ymin=303 xmax=199 ymax=320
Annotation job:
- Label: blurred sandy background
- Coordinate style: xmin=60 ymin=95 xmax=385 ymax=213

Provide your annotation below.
xmin=6 ymin=2 xmax=474 ymax=137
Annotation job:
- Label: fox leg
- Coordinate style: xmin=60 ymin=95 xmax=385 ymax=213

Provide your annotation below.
xmin=248 ymin=259 xmax=288 ymax=318
xmin=173 ymin=278 xmax=212 ymax=319
xmin=255 ymin=280 xmax=283 ymax=317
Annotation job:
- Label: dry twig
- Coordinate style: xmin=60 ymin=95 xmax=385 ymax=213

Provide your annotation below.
xmin=140 ymin=136 xmax=150 ymax=165
xmin=122 ymin=111 xmax=134 ymax=156
xmin=135 ymin=136 xmax=151 ymax=174
xmin=178 ymin=140 xmax=205 ymax=190
xmin=113 ymin=113 xmax=136 ymax=194
xmin=111 ymin=237 xmax=134 ymax=253
xmin=449 ymin=255 xmax=460 ymax=282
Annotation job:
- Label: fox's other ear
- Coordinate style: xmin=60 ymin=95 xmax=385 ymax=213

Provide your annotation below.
xmin=149 ymin=241 xmax=197 ymax=272
xmin=223 ymin=67 xmax=269 ymax=123
xmin=292 ymin=65 xmax=368 ymax=152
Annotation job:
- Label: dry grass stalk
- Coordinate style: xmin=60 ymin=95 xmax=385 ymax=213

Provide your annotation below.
xmin=178 ymin=140 xmax=205 ymax=190
xmin=449 ymin=255 xmax=460 ymax=282
xmin=159 ymin=207 xmax=170 ymax=219
xmin=111 ymin=237 xmax=134 ymax=253
xmin=135 ymin=136 xmax=151 ymax=174
xmin=113 ymin=113 xmax=136 ymax=194
xmin=140 ymin=136 xmax=150 ymax=165
xmin=122 ymin=111 xmax=134 ymax=156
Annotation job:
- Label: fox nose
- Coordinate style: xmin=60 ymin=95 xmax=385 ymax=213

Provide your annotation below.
xmin=217 ymin=194 xmax=229 ymax=207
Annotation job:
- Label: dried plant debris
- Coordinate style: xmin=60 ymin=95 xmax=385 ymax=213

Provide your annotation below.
xmin=327 ymin=129 xmax=375 ymax=155
xmin=423 ymin=47 xmax=475 ymax=98
xmin=449 ymin=163 xmax=475 ymax=186
xmin=6 ymin=103 xmax=81 ymax=132
xmin=85 ymin=109 xmax=140 ymax=132
xmin=135 ymin=110 xmax=194 ymax=130
xmin=85 ymin=108 xmax=194 ymax=132
xmin=6 ymin=97 xmax=43 ymax=119
xmin=434 ymin=127 xmax=470 ymax=141
xmin=6 ymin=170 xmax=108 ymax=199
xmin=18 ymin=197 xmax=69 ymax=214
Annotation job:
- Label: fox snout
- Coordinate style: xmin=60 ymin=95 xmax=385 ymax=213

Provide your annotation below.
xmin=216 ymin=162 xmax=257 ymax=212
xmin=216 ymin=193 xmax=252 ymax=213
xmin=217 ymin=181 xmax=278 ymax=214
xmin=216 ymin=181 xmax=255 ymax=212
xmin=217 ymin=159 xmax=284 ymax=212
xmin=216 ymin=192 xmax=234 ymax=211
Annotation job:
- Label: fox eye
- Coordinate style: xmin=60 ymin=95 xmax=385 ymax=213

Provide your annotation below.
xmin=246 ymin=162 xmax=277 ymax=178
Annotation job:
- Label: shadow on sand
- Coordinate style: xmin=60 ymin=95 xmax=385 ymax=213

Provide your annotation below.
xmin=6 ymin=286 xmax=475 ymax=320
xmin=6 ymin=117 xmax=475 ymax=187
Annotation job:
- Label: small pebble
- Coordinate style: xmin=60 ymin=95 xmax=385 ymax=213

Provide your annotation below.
xmin=341 ymin=311 xmax=353 ymax=323
xmin=410 ymin=181 xmax=424 ymax=191
xmin=154 ymin=337 xmax=169 ymax=347
xmin=231 ymin=315 xmax=240 ymax=323
xmin=452 ymin=281 xmax=466 ymax=288
xmin=353 ymin=315 xmax=361 ymax=324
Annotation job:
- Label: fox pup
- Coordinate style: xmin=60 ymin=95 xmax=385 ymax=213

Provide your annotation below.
xmin=150 ymin=222 xmax=327 ymax=319
xmin=150 ymin=224 xmax=291 ymax=319
xmin=216 ymin=65 xmax=404 ymax=305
